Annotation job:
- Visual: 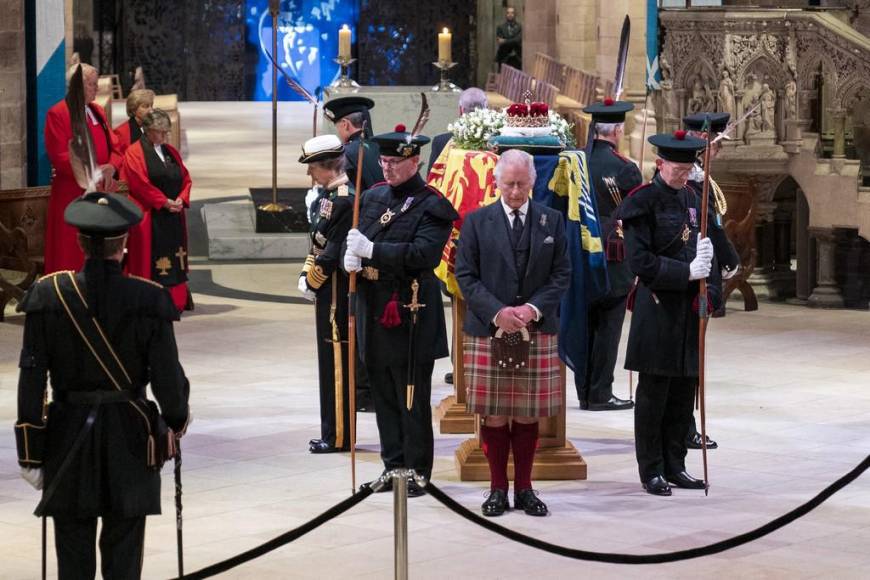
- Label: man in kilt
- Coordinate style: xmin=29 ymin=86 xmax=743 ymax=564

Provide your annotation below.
xmin=455 ymin=150 xmax=570 ymax=516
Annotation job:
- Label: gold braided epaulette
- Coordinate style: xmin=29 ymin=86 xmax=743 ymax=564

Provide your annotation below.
xmin=36 ymin=270 xmax=75 ymax=284
xmin=128 ymin=274 xmax=166 ymax=289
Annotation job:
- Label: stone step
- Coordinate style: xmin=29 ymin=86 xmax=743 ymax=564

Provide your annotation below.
xmin=202 ymin=200 xmax=308 ymax=260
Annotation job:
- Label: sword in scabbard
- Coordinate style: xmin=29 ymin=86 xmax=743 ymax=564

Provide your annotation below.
xmin=329 ymin=273 xmax=346 ymax=449
xmin=403 ymin=279 xmax=426 ymax=411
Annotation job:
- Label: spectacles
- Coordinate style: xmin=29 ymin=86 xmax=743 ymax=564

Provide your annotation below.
xmin=378 ymin=157 xmax=412 ymax=169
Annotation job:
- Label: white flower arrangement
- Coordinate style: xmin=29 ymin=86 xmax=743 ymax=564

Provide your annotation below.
xmin=448 ymin=107 xmax=576 ymax=151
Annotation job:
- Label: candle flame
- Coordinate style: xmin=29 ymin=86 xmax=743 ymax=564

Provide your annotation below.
xmin=342 ymin=24 xmax=350 ymax=30
xmin=443 ymin=27 xmax=449 ymax=34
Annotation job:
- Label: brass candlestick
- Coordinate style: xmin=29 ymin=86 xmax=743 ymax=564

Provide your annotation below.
xmin=260 ymin=0 xmax=288 ymax=213
xmin=431 ymin=60 xmax=460 ymax=93
xmin=331 ymin=57 xmax=360 ymax=92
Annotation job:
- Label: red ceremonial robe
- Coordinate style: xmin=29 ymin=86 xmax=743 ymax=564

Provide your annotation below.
xmin=113 ymin=118 xmax=144 ymax=155
xmin=44 ymin=100 xmax=122 ymax=273
xmin=122 ymin=139 xmax=192 ymax=311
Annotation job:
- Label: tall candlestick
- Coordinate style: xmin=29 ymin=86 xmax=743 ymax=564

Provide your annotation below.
xmin=339 ymin=24 xmax=352 ymax=60
xmin=438 ymin=27 xmax=452 ymax=64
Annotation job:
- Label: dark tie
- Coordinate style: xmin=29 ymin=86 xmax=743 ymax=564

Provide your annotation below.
xmin=511 ymin=209 xmax=523 ymax=247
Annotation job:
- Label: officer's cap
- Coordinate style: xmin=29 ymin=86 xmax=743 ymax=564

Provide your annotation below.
xmin=299 ymin=134 xmax=344 ymax=164
xmin=323 ymin=96 xmax=375 ymax=122
xmin=64 ymin=191 xmax=143 ymax=238
xmin=648 ymin=130 xmax=706 ymax=164
xmin=583 ymin=98 xmax=634 ymax=123
xmin=371 ymin=124 xmax=430 ymax=158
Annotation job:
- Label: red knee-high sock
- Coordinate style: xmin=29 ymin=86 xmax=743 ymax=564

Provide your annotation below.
xmin=510 ymin=421 xmax=539 ymax=491
xmin=480 ymin=424 xmax=511 ymax=492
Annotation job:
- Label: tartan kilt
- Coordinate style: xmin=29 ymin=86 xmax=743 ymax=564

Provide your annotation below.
xmin=464 ymin=330 xmax=562 ymax=417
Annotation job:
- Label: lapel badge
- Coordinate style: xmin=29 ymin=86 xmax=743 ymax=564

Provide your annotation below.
xmin=379 ymin=207 xmax=396 ymax=225
xmin=401 ymin=196 xmax=414 ymax=213
xmin=689 ymin=208 xmax=698 ymax=227
xmin=337 ymin=184 xmax=349 ymax=197
xmin=540 ymin=213 xmax=547 ymax=227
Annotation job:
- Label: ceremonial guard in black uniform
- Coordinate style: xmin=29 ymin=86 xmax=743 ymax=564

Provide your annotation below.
xmin=15 ymin=191 xmax=190 ymax=579
xmin=683 ymin=112 xmax=742 ymax=450
xmin=323 ymin=96 xmax=384 ymax=191
xmin=298 ymin=135 xmax=356 ymax=453
xmin=578 ymin=99 xmax=642 ymax=411
xmin=620 ymin=131 xmax=721 ymax=496
xmin=343 ymin=124 xmax=458 ymax=496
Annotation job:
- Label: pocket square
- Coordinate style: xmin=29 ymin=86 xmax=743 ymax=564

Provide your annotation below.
xmin=543 ymin=236 xmax=554 ymax=244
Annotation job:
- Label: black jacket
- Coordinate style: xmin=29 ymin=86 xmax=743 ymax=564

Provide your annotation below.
xmin=426 ymin=132 xmax=452 ymax=175
xmin=349 ymin=174 xmax=458 ymax=367
xmin=344 ymin=131 xmax=384 ymax=192
xmin=620 ymin=175 xmax=722 ymax=377
xmin=15 ymin=260 xmax=189 ymax=517
xmin=589 ymin=139 xmax=643 ymax=298
xmin=456 ymin=200 xmax=571 ymax=336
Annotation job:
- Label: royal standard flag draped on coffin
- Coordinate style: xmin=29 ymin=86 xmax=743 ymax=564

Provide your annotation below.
xmin=429 ymin=145 xmax=608 ymax=378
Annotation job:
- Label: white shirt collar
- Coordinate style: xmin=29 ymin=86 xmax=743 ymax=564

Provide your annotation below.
xmin=500 ymin=197 xmax=529 ymax=222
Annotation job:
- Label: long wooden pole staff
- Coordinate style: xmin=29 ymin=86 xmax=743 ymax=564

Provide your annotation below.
xmin=347 ymin=126 xmax=366 ymax=494
xmin=698 ymin=116 xmax=713 ymax=496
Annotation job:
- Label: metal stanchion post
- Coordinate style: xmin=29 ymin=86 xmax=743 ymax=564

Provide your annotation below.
xmin=392 ymin=469 xmax=409 ymax=580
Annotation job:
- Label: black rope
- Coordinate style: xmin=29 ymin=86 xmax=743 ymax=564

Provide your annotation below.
xmin=177 ymin=485 xmax=375 ymax=579
xmin=424 ymin=454 xmax=870 ymax=565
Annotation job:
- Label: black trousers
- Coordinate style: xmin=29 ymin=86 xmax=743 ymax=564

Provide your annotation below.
xmin=315 ymin=288 xmax=352 ymax=449
xmin=368 ymin=362 xmax=434 ymax=479
xmin=576 ymin=294 xmax=627 ymax=404
xmin=634 ymin=373 xmax=696 ymax=481
xmin=53 ymin=515 xmax=145 ymax=580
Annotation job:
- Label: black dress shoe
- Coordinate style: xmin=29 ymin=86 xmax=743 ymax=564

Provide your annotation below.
xmin=514 ymin=489 xmax=548 ymax=516
xmin=667 ymin=470 xmax=706 ymax=490
xmin=309 ymin=440 xmax=344 ymax=454
xmin=481 ymin=489 xmax=509 ymax=517
xmin=445 ymin=372 xmax=454 ymax=385
xmin=407 ymin=479 xmax=426 ymax=498
xmin=686 ymin=432 xmax=718 ymax=449
xmin=579 ymin=400 xmax=589 ymax=410
xmin=642 ymin=475 xmax=672 ymax=496
xmin=588 ymin=396 xmax=634 ymax=411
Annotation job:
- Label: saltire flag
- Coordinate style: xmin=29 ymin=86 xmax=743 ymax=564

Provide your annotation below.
xmin=428 ymin=141 xmax=500 ymax=296
xmin=541 ymin=151 xmax=608 ymax=375
xmin=646 ymin=0 xmax=661 ymax=91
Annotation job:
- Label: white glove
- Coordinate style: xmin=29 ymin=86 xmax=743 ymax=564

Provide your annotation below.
xmin=689 ymin=235 xmax=714 ymax=281
xmin=297 ymin=276 xmax=315 ymax=302
xmin=20 ymin=467 xmax=43 ymax=490
xmin=346 ymin=229 xmax=374 ymax=259
xmin=344 ymin=252 xmax=362 ymax=273
xmin=721 ymin=264 xmax=739 ymax=280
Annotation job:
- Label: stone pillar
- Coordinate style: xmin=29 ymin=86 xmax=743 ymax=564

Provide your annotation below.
xmin=629 ymin=105 xmax=656 ymax=179
xmin=792 ymin=190 xmax=811 ymax=303
xmin=807 ymin=227 xmax=844 ymax=308
xmin=521 ymin=0 xmax=555 ymax=73
xmin=747 ymin=201 xmax=777 ymax=300
xmin=0 ymin=0 xmax=27 ymax=189
xmin=832 ymin=108 xmax=847 ymax=159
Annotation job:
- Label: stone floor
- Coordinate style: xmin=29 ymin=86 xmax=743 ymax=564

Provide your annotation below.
xmin=0 ymin=103 xmax=867 ymax=578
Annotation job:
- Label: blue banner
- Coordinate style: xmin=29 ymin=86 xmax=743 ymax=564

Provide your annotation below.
xmin=246 ymin=0 xmax=359 ymax=101
xmin=533 ymin=152 xmax=608 ymax=376
xmin=646 ymin=0 xmax=661 ymax=91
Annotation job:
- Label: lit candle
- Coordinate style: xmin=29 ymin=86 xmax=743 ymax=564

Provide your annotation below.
xmin=438 ymin=27 xmax=452 ymax=64
xmin=339 ymin=24 xmax=352 ymax=60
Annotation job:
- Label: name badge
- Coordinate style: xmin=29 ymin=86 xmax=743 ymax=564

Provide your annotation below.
xmin=689 ymin=208 xmax=698 ymax=227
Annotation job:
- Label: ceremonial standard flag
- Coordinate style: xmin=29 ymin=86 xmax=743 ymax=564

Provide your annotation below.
xmin=428 ymin=142 xmax=500 ymax=296
xmin=544 ymin=151 xmax=608 ymax=375
xmin=646 ymin=0 xmax=661 ymax=91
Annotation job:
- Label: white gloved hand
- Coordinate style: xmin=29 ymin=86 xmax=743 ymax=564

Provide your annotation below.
xmin=297 ymin=276 xmax=315 ymax=302
xmin=721 ymin=264 xmax=740 ymax=280
xmin=344 ymin=252 xmax=362 ymax=273
xmin=346 ymin=229 xmax=374 ymax=259
xmin=20 ymin=467 xmax=43 ymax=490
xmin=689 ymin=235 xmax=714 ymax=281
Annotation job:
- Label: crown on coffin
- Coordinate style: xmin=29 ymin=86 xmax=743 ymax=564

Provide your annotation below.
xmin=505 ymin=90 xmax=550 ymax=128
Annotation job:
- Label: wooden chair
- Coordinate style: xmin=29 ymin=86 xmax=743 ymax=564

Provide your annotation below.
xmin=0 ymin=187 xmax=50 ymax=321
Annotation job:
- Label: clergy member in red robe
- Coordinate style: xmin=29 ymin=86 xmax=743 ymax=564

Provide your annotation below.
xmin=44 ymin=64 xmax=122 ymax=273
xmin=122 ymin=108 xmax=192 ymax=312
xmin=114 ymin=89 xmax=154 ymax=155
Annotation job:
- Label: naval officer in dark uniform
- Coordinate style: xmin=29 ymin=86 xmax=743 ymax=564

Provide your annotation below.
xmin=298 ymin=135 xmax=356 ymax=454
xmin=683 ymin=112 xmax=742 ymax=450
xmin=15 ymin=191 xmax=190 ymax=579
xmin=323 ymin=96 xmax=384 ymax=192
xmin=343 ymin=124 xmax=459 ymax=496
xmin=577 ymin=98 xmax=642 ymax=411
xmin=620 ymin=131 xmax=721 ymax=496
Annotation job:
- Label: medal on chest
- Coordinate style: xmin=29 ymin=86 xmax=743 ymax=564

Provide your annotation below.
xmin=681 ymin=224 xmax=691 ymax=243
xmin=379 ymin=208 xmax=396 ymax=225
xmin=319 ymin=198 xmax=333 ymax=220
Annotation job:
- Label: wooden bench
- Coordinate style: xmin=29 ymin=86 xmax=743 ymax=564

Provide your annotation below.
xmin=0 ymin=187 xmax=50 ymax=320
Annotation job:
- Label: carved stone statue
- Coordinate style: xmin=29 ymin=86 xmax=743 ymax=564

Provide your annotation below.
xmin=718 ymin=69 xmax=737 ymax=117
xmin=688 ymin=77 xmax=706 ymax=114
xmin=659 ymin=57 xmax=677 ymax=131
xmin=131 ymin=66 xmax=146 ymax=91
xmin=785 ymin=77 xmax=797 ymax=120
xmin=760 ymin=83 xmax=776 ymax=132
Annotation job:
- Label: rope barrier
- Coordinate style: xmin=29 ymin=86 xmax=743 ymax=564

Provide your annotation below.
xmin=176 ymin=485 xmax=375 ymax=579
xmin=423 ymin=454 xmax=870 ymax=564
